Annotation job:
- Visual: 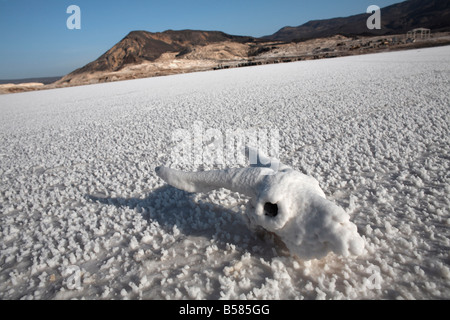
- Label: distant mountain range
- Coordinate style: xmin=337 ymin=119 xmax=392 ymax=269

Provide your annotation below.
xmin=48 ymin=0 xmax=450 ymax=88
xmin=265 ymin=0 xmax=450 ymax=41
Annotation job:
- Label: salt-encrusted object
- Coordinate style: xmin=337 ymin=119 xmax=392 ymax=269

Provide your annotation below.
xmin=156 ymin=148 xmax=365 ymax=260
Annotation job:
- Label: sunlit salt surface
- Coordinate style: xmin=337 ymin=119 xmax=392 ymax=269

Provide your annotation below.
xmin=1 ymin=46 xmax=449 ymax=299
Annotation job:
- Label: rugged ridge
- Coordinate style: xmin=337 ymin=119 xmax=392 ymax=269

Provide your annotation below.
xmin=55 ymin=29 xmax=258 ymax=86
xmin=265 ymin=0 xmax=450 ymax=41
xmin=64 ymin=30 xmax=255 ymax=77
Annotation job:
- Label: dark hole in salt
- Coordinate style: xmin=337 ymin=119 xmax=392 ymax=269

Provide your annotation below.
xmin=264 ymin=202 xmax=278 ymax=217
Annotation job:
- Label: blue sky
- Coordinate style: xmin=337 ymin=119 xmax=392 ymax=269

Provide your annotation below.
xmin=0 ymin=0 xmax=402 ymax=79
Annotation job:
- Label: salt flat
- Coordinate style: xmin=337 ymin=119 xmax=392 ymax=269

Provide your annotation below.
xmin=0 ymin=46 xmax=449 ymax=299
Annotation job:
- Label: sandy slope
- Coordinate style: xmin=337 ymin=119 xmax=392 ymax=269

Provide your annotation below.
xmin=0 ymin=46 xmax=449 ymax=299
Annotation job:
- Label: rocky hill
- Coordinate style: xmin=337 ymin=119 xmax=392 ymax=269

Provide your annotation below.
xmin=55 ymin=30 xmax=257 ymax=86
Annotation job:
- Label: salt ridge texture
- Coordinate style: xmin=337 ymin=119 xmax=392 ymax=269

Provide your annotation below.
xmin=1 ymin=46 xmax=449 ymax=299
